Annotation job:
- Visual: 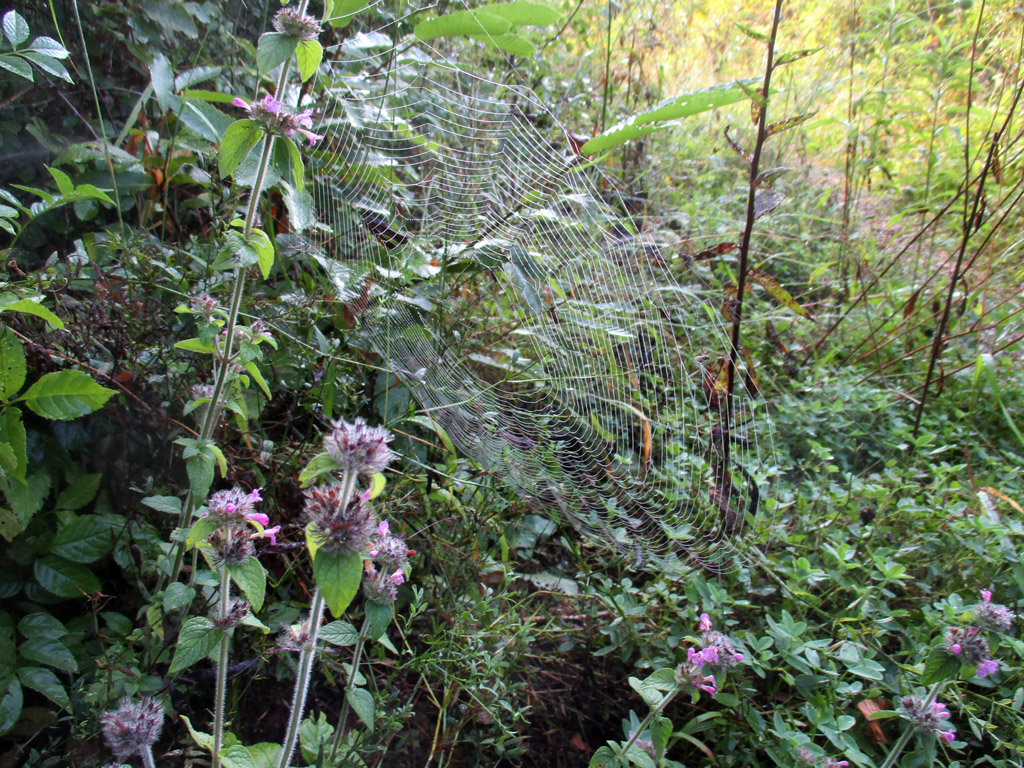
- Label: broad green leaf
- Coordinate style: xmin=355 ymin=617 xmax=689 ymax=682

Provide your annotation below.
xmin=219 ymin=743 xmax=257 ymax=768
xmin=219 ymin=119 xmax=263 ymax=179
xmin=186 ymin=516 xmax=220 ymax=549
xmin=17 ymin=667 xmax=69 ymax=711
xmin=46 ymin=166 xmax=74 ymax=196
xmin=163 ymin=582 xmax=196 ymax=612
xmin=345 ymin=687 xmax=375 ymax=731
xmin=0 ymin=678 xmax=22 ymax=737
xmin=368 ymin=472 xmax=386 ymax=500
xmin=298 ymin=451 xmax=341 ymax=488
xmin=2 ymin=409 xmax=27 ymax=483
xmin=296 ymin=39 xmax=322 ymax=82
xmin=250 ymin=227 xmax=275 ymax=280
xmin=1 ymin=470 xmax=51 ymax=533
xmin=320 ymin=619 xmax=359 ymax=647
xmin=227 ymin=557 xmax=267 ymax=612
xmin=150 ymin=52 xmax=177 ymax=112
xmin=174 ymin=337 xmax=216 ymax=354
xmin=327 ymin=0 xmax=371 ymax=28
xmin=181 ymin=714 xmax=215 ymax=750
xmin=242 ymin=362 xmax=271 ymax=399
xmin=18 ymin=370 xmax=116 ymax=420
xmin=582 ymin=79 xmax=759 ymax=154
xmin=247 ymin=743 xmax=282 ymax=768
xmin=279 ymin=136 xmax=304 ymax=193
xmin=55 ymin=473 xmax=102 ymax=511
xmin=50 ymin=515 xmax=110 ymax=563
xmin=169 ymin=616 xmax=223 ymax=674
xmin=415 ymin=10 xmax=513 ymax=41
xmin=365 ymin=600 xmax=392 ymax=641
xmin=141 ymin=495 xmax=183 ymax=516
xmin=922 ymin=645 xmax=961 ymax=685
xmin=0 ymin=55 xmax=33 ymax=81
xmin=17 ymin=613 xmax=65 ymax=640
xmin=18 ymin=636 xmax=78 ymax=672
xmin=282 ymin=182 xmax=313 ymax=231
xmin=299 ymin=712 xmax=335 ymax=764
xmin=33 ymin=555 xmax=100 ymax=599
xmin=483 ymin=2 xmax=562 ymax=26
xmin=256 ymin=32 xmax=298 ymax=74
xmin=174 ymin=65 xmax=220 ymax=90
xmin=468 ymin=31 xmax=534 ymax=57
xmin=313 ymin=549 xmax=363 ymax=617
xmin=2 ymin=10 xmax=29 ymax=47
xmin=0 ymin=328 xmax=26 ymax=401
xmin=28 ymin=36 xmax=69 ymax=59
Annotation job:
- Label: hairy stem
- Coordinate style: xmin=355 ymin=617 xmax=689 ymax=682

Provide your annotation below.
xmin=329 ymin=613 xmax=372 ymax=758
xmin=878 ymin=681 xmax=945 ymax=768
xmin=278 ymin=588 xmax=327 ymax=768
xmin=212 ymin=563 xmax=232 ymax=768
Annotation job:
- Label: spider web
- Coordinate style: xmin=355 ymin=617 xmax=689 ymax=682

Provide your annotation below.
xmin=293 ymin=0 xmax=776 ymax=571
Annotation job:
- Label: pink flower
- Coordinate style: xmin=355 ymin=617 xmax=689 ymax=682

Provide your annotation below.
xmin=698 ymin=612 xmax=712 ymax=632
xmin=391 ymin=568 xmax=405 ymax=585
xmin=246 ymin=512 xmax=270 ymax=527
xmin=980 ymin=589 xmax=992 ymax=603
xmin=376 ymin=520 xmax=391 ymax=537
xmin=950 ymin=643 xmax=962 ymax=654
xmin=940 ymin=730 xmax=955 ymax=744
xmin=976 ymin=659 xmax=999 ymax=677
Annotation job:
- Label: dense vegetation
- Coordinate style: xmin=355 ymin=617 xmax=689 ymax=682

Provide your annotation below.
xmin=0 ymin=1 xmax=1022 ymax=767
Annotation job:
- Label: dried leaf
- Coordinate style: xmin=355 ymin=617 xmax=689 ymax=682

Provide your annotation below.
xmin=992 ymin=137 xmax=1003 ymax=183
xmin=766 ymin=112 xmax=817 ymax=137
xmin=747 ymin=268 xmax=812 ymax=319
xmin=754 ymin=166 xmax=792 ymax=189
xmin=979 ymin=486 xmax=1024 ymax=515
xmin=750 ymin=88 xmax=764 ymax=125
xmin=902 ymin=287 xmax=920 ymax=318
xmin=684 ymin=241 xmax=738 ymax=263
xmin=724 ymin=126 xmax=752 ymax=163
xmin=856 ymin=698 xmax=889 ymax=745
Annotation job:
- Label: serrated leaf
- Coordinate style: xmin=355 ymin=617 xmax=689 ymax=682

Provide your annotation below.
xmin=18 ymin=636 xmax=77 ymax=672
xmin=256 ymin=32 xmax=298 ymax=74
xmin=0 ymin=328 xmax=26 ymax=401
xmin=227 ymin=557 xmax=266 ymax=612
xmin=298 ymin=451 xmax=341 ymax=488
xmin=0 ymin=678 xmax=22 ymax=737
xmin=55 ymin=473 xmax=101 ymax=511
xmin=163 ymin=582 xmax=196 ymax=612
xmin=922 ymin=645 xmax=961 ymax=685
xmin=314 ymin=549 xmax=363 ymax=617
xmin=250 ymin=227 xmax=275 ymax=280
xmin=296 ymin=39 xmax=322 ymax=82
xmin=17 ymin=667 xmax=69 ymax=711
xmin=219 ymin=119 xmax=263 ymax=179
xmin=747 ymin=268 xmax=811 ymax=319
xmin=150 ymin=52 xmax=176 ymax=112
xmin=365 ymin=600 xmax=392 ymax=641
xmin=169 ymin=616 xmax=222 ymax=674
xmin=2 ymin=10 xmax=29 ymax=46
xmin=18 ymin=613 xmax=65 ymax=640
xmin=2 ymin=470 xmax=51 ymax=532
xmin=33 ymin=555 xmax=99 ymax=599
xmin=0 ymin=55 xmax=33 ymax=81
xmin=18 ymin=370 xmax=116 ymax=420
xmin=141 ymin=495 xmax=183 ymax=516
xmin=186 ymin=516 xmax=220 ymax=549
xmin=320 ymin=620 xmax=359 ymax=647
xmin=219 ymin=743 xmax=257 ymax=768
xmin=174 ymin=337 xmax=216 ymax=354
xmin=345 ymin=687 xmax=375 ymax=731
xmin=51 ymin=515 xmax=110 ymax=563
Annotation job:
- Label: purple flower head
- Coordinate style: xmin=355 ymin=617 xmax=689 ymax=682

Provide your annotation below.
xmin=323 ymin=417 xmax=395 ymax=476
xmin=101 ymin=698 xmax=164 ymax=761
xmin=208 ymin=521 xmax=256 ymax=566
xmin=700 ymin=629 xmax=744 ymax=671
xmin=698 ymin=612 xmax=712 ymax=632
xmin=212 ymin=597 xmax=250 ymax=630
xmin=272 ymin=6 xmax=322 ymax=41
xmin=304 ymin=482 xmax=378 ymax=555
xmin=970 ymin=590 xmax=1016 ymax=633
xmin=976 ymin=658 xmax=999 ymax=677
xmin=944 ymin=626 xmax=991 ymax=664
xmin=363 ymin=562 xmax=401 ymax=604
xmin=232 ymin=94 xmax=323 ymax=146
xmin=675 ymin=648 xmax=717 ymax=695
xmin=276 ymin=617 xmax=316 ymax=653
xmin=898 ymin=695 xmax=956 ymax=742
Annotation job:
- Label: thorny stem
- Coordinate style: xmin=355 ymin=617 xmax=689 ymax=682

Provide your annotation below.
xmin=878 ymin=681 xmax=946 ymax=768
xmin=167 ymin=0 xmax=312 ymax=586
xmin=329 ymin=613 xmax=373 ymax=758
xmin=278 ymin=588 xmax=327 ymax=768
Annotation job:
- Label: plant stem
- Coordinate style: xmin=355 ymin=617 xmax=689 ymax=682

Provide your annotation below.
xmin=212 ymin=563 xmax=232 ymax=768
xmin=329 ymin=613 xmax=372 ymax=758
xmin=619 ymin=687 xmax=680 ymax=758
xmin=878 ymin=681 xmax=945 ymax=768
xmin=141 ymin=746 xmax=157 ymax=768
xmin=167 ymin=0 xmax=312 ymax=586
xmin=278 ymin=588 xmax=327 ymax=768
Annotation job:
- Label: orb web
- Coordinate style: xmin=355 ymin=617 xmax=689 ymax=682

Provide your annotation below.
xmin=294 ymin=1 xmax=776 ymax=570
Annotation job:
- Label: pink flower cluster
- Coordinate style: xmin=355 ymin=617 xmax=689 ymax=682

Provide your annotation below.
xmin=232 ymin=94 xmax=323 ymax=146
xmin=697 ymin=612 xmax=745 ymax=670
xmin=205 ymin=486 xmax=279 ymax=545
xmin=898 ymin=695 xmax=955 ymax=743
xmin=363 ymin=519 xmax=412 ymax=605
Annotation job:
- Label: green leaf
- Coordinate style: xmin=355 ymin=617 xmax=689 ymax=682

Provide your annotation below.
xmin=327 ymin=0 xmax=371 ymax=28
xmin=150 ymin=52 xmax=177 ymax=113
xmin=747 ymin=268 xmax=811 ymax=318
xmin=33 ymin=555 xmax=100 ymax=599
xmin=47 ymin=166 xmax=74 ymax=196
xmin=416 ymin=9 xmax=511 ymax=40
xmin=186 ymin=516 xmax=220 ymax=549
xmin=0 ymin=678 xmax=22 ymax=737
xmin=141 ymin=495 xmax=183 ymax=516
xmin=1 ymin=470 xmax=51 ymax=535
xmin=922 ymin=645 xmax=961 ymax=685
xmin=219 ymin=743 xmax=257 ymax=768
xmin=282 ymin=182 xmax=313 ymax=231
xmin=17 ymin=667 xmax=69 ymax=711
xmin=280 ymin=136 xmax=304 ymax=193
xmin=227 ymin=557 xmax=266 ymax=612
xmin=582 ymin=79 xmax=759 ymax=154
xmin=483 ymin=2 xmax=562 ymax=26
xmin=247 ymin=743 xmax=282 ymax=768
xmin=366 ymin=600 xmax=392 ymax=641
xmin=298 ymin=451 xmax=341 ymax=488
xmin=177 ymin=439 xmax=217 ymax=502
xmin=18 ymin=612 xmax=66 ymax=640
xmin=55 ymin=473 xmax=102 ymax=511
xmin=163 ymin=582 xmax=196 ymax=612
xmin=181 ymin=714 xmax=215 ymax=751
xmin=2 ymin=10 xmax=29 ymax=47
xmin=0 ymin=328 xmax=26 ymax=401
xmin=320 ymin=620 xmax=359 ymax=647
xmin=18 ymin=370 xmax=116 ymax=420
xmin=296 ymin=39 xmax=322 ymax=82
xmin=368 ymin=472 xmax=386 ymax=500
xmin=313 ymin=549 xmax=363 ymax=617
xmin=256 ymin=32 xmax=298 ymax=74
xmin=219 ymin=119 xmax=263 ymax=179
xmin=242 ymin=362 xmax=271 ymax=399
xmin=169 ymin=616 xmax=223 ymax=674
xmin=174 ymin=337 xmax=216 ymax=355
xmin=21 ymin=50 xmax=70 ymax=81
xmin=345 ymin=687 xmax=375 ymax=731
xmin=0 ymin=55 xmax=33 ymax=81
xmin=1 ymin=409 xmax=27 ymax=484
xmin=250 ymin=227 xmax=275 ymax=280
xmin=18 ymin=636 xmax=78 ymax=672
xmin=50 ymin=515 xmax=110 ymax=563
xmin=299 ymin=712 xmax=335 ymax=764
